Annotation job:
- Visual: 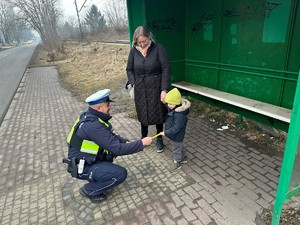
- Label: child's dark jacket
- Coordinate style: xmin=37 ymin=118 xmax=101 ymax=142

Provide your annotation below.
xmin=164 ymin=99 xmax=191 ymax=142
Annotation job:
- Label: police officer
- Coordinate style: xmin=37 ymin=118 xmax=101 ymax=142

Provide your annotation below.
xmin=66 ymin=89 xmax=153 ymax=203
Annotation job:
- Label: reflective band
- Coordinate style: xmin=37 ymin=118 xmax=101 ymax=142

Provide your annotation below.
xmin=80 ymin=140 xmax=99 ymax=155
xmin=98 ymin=118 xmax=109 ymax=127
xmin=80 ymin=148 xmax=98 ymax=154
xmin=67 ymin=116 xmax=80 ymax=144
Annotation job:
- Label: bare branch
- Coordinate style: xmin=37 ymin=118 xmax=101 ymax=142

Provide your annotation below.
xmin=78 ymin=0 xmax=88 ymax=13
xmin=11 ymin=0 xmax=61 ymax=50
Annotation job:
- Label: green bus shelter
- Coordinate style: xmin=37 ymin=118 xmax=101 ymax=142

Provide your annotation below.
xmin=126 ymin=0 xmax=299 ymax=131
xmin=126 ymin=0 xmax=300 ymax=224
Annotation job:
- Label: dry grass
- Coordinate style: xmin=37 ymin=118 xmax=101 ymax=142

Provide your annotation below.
xmin=32 ymin=40 xmax=130 ymax=102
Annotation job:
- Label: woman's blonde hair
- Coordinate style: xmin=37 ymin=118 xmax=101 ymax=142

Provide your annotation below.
xmin=132 ymin=26 xmax=154 ymax=47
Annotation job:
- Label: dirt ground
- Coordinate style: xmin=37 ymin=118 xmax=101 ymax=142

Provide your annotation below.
xmin=30 ymin=40 xmax=299 ymax=225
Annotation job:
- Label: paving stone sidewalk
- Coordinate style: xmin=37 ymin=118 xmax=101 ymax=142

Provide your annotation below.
xmin=0 ymin=66 xmax=293 ymax=225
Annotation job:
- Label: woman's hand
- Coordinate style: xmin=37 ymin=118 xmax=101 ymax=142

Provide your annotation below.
xmin=160 ymin=90 xmax=167 ymax=103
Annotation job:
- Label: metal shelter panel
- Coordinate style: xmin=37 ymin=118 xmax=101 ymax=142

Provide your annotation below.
xmin=126 ymin=0 xmax=300 ymax=130
xmin=185 ymin=0 xmax=298 ymax=108
xmin=271 ymin=70 xmax=300 ymax=225
xmin=289 ymin=139 xmax=300 ymax=189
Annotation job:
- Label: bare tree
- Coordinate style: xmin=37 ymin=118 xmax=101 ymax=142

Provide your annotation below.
xmin=0 ymin=0 xmax=34 ymax=44
xmin=73 ymin=0 xmax=90 ymax=39
xmin=103 ymin=0 xmax=127 ymax=32
xmin=11 ymin=0 xmax=61 ymax=50
xmin=58 ymin=19 xmax=78 ymax=39
xmin=0 ymin=0 xmax=15 ymax=43
xmin=10 ymin=15 xmax=28 ymax=43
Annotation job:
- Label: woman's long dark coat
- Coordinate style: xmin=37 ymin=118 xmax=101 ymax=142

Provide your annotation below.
xmin=126 ymin=42 xmax=170 ymax=126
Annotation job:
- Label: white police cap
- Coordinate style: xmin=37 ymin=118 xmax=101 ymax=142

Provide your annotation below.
xmin=85 ymin=89 xmax=114 ymax=105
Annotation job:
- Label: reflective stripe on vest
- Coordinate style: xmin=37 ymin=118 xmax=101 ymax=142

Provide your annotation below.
xmin=67 ymin=117 xmax=80 ymax=144
xmin=67 ymin=116 xmax=109 ymax=155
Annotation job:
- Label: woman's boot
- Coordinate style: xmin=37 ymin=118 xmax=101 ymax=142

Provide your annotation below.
xmin=156 ymin=137 xmax=164 ymax=153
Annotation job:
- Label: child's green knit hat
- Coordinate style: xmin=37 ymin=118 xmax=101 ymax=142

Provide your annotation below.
xmin=165 ymin=88 xmax=181 ymax=105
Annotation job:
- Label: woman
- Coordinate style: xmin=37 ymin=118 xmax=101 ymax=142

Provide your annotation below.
xmin=126 ymin=26 xmax=170 ymax=153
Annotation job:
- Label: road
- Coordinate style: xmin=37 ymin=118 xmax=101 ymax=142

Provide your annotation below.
xmin=0 ymin=44 xmax=37 ymax=124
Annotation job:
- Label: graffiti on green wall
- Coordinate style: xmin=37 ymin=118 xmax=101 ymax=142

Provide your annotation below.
xmin=223 ymin=2 xmax=281 ymax=18
xmin=262 ymin=1 xmax=291 ymax=43
xmin=148 ymin=18 xmax=181 ymax=32
xmin=191 ymin=11 xmax=215 ymax=35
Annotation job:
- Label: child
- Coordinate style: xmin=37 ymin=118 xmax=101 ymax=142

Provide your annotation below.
xmin=160 ymin=88 xmax=191 ymax=171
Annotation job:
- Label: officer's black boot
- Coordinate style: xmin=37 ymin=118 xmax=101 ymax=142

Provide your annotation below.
xmin=156 ymin=137 xmax=164 ymax=153
xmin=79 ymin=187 xmax=106 ymax=203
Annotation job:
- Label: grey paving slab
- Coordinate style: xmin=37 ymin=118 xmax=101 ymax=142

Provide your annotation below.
xmin=0 ymin=66 xmax=297 ymax=225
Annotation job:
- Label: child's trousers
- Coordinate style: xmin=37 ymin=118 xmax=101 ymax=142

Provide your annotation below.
xmin=171 ymin=141 xmax=186 ymax=162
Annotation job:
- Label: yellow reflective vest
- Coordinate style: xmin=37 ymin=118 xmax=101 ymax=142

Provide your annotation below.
xmin=67 ymin=115 xmax=109 ymax=155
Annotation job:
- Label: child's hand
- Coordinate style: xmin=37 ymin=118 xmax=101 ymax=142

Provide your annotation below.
xmin=160 ymin=131 xmax=165 ymax=136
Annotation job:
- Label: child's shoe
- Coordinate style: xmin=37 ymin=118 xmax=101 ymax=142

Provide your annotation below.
xmin=168 ymin=160 xmax=181 ymax=171
xmin=180 ymin=156 xmax=187 ymax=164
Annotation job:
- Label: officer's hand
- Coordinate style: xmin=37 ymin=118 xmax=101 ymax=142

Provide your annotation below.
xmin=142 ymin=137 xmax=152 ymax=146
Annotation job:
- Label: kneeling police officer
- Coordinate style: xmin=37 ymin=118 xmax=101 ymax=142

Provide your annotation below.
xmin=64 ymin=89 xmax=152 ymax=203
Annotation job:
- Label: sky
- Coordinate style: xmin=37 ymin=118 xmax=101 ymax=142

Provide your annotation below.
xmin=61 ymin=0 xmax=106 ymax=19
